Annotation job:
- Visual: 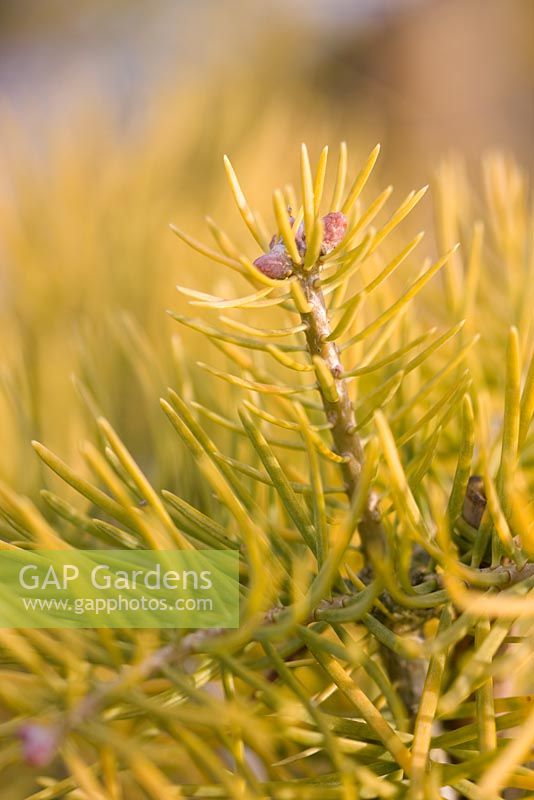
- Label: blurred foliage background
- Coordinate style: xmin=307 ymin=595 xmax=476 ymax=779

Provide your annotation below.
xmin=0 ymin=0 xmax=532 ymax=500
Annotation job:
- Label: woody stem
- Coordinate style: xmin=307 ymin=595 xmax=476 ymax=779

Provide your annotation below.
xmin=298 ymin=266 xmax=386 ymax=560
xmin=297 ymin=265 xmax=432 ymax=723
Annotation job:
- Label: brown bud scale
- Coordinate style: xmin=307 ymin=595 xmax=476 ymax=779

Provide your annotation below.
xmin=253 ymin=243 xmax=294 ymax=280
xmin=320 ymin=211 xmax=348 ymax=255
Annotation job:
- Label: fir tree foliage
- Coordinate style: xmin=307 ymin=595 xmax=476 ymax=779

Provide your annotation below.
xmin=0 ymin=144 xmax=533 ymax=799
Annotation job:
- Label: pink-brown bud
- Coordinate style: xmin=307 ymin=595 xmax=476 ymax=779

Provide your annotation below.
xmin=19 ymin=723 xmax=59 ymax=767
xmin=255 ymin=210 xmax=347 ymax=276
xmin=253 ymin=243 xmax=293 ymax=280
xmin=320 ymin=211 xmax=347 ymax=255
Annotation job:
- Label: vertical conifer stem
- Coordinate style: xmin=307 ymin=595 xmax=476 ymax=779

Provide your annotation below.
xmin=299 ymin=265 xmax=427 ymax=724
xmin=298 ymin=266 xmax=385 ymax=559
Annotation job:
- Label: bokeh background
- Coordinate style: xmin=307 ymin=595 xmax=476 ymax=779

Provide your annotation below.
xmin=0 ymin=0 xmax=532 ymax=499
